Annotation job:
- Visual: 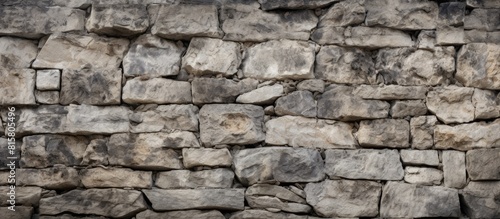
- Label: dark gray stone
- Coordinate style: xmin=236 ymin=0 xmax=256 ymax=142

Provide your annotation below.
xmin=275 ymin=91 xmax=316 ymax=118
xmin=60 ymin=69 xmax=122 ymax=105
xmin=192 ymin=78 xmax=258 ymax=104
xmin=86 ymin=4 xmax=148 ymax=36
xmin=466 ymin=148 xmax=500 ymax=180
xmin=461 ymin=181 xmax=500 ymax=218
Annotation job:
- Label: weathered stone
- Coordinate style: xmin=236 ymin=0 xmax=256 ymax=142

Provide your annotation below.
xmin=275 ymin=91 xmax=316 ymax=118
xmin=60 ymin=69 xmax=121 ymax=105
xmin=122 ymin=77 xmax=191 ymax=104
xmin=0 ymin=206 xmax=33 ymax=219
xmin=466 ymin=148 xmax=500 ymax=180
xmin=130 ymin=104 xmax=199 ymax=133
xmin=297 ymin=79 xmax=324 ymax=93
xmin=236 ymin=84 xmax=283 ymax=105
xmin=143 ymin=189 xmax=245 ymax=211
xmin=439 ymin=2 xmax=465 ymax=26
xmin=258 ymin=0 xmax=337 ymax=10
xmin=0 ymin=186 xmax=41 ymax=206
xmin=435 ymin=119 xmax=500 ymax=150
xmin=410 ymin=116 xmax=437 ymax=149
xmin=156 ymin=169 xmax=234 ymax=189
xmin=199 ymin=104 xmax=265 ymax=146
xmin=0 ymin=68 xmax=36 ymax=105
xmin=36 ymin=91 xmax=59 ymax=104
xmin=80 ymin=167 xmax=152 ymax=189
xmin=467 ymin=0 xmax=500 ymax=8
xmin=320 ymin=0 xmax=365 ymax=27
xmin=182 ymin=148 xmax=232 ymax=168
xmin=461 ymin=181 xmax=500 ymax=218
xmin=246 ymin=195 xmax=311 ymax=214
xmin=20 ymin=135 xmax=89 ymax=168
xmin=365 ymin=0 xmax=438 ymax=30
xmin=311 ymin=26 xmax=345 ymax=45
xmin=86 ymin=4 xmax=148 ymax=36
xmin=427 ymin=86 xmax=475 ymax=124
xmin=464 ymin=9 xmax=500 ymax=31
xmin=182 ymin=37 xmax=241 ymax=77
xmin=473 ymin=88 xmax=500 ymax=119
xmin=17 ymin=166 xmax=79 ymax=189
xmin=39 ymin=189 xmax=147 ymax=218
xmin=36 ymin=70 xmax=60 ymax=91
xmin=81 ymin=138 xmax=109 ymax=166
xmin=233 ymin=147 xmax=324 ymax=185
xmin=0 ymin=138 xmax=20 ymax=170
xmin=38 ymin=215 xmax=109 ymax=219
xmin=400 ymin=150 xmax=439 ymax=166
xmin=305 ymin=180 xmax=381 ymax=217
xmin=357 ymin=119 xmax=410 ymax=148
xmin=325 ymin=149 xmax=404 ymax=180
xmin=137 ymin=210 xmax=225 ymax=219
xmin=192 ymin=78 xmax=258 ymax=104
xmin=317 ymin=85 xmax=390 ymax=121
xmin=442 ymin=150 xmax=466 ymax=188
xmin=436 ymin=27 xmax=465 ymax=45
xmin=123 ymin=34 xmax=185 ymax=77
xmin=404 ymin=167 xmax=443 ymax=185
xmin=152 ymin=4 xmax=222 ymax=40
xmin=344 ymin=27 xmax=414 ymax=48
xmin=376 ymin=47 xmax=455 ymax=85
xmin=107 ymin=133 xmax=183 ymax=170
xmin=353 ymin=85 xmax=428 ymax=100
xmin=221 ymin=5 xmax=317 ymax=42
xmin=33 ymin=33 xmax=129 ymax=70
xmin=456 ymin=43 xmax=500 ymax=90
xmin=0 ymin=6 xmax=84 ymax=38
xmin=229 ymin=210 xmax=311 ymax=219
xmin=390 ymin=100 xmax=428 ymax=118
xmin=417 ymin=30 xmax=436 ymax=50
xmin=380 ymin=182 xmax=460 ymax=218
xmin=246 ymin=184 xmax=306 ymax=204
xmin=0 ymin=37 xmax=38 ymax=68
xmin=265 ymin=116 xmax=357 ymax=149
xmin=315 ymin=46 xmax=375 ymax=84
xmin=242 ymin=40 xmax=315 ymax=80
xmin=465 ymin=30 xmax=500 ymax=43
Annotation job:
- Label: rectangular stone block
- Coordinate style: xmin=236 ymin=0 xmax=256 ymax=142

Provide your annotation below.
xmin=129 ymin=104 xmax=199 ymax=133
xmin=60 ymin=69 xmax=122 ymax=105
xmin=143 ymin=189 xmax=245 ymax=211
xmin=357 ymin=119 xmax=410 ymax=148
xmin=466 ymin=148 xmax=500 ymax=180
xmin=365 ymin=0 xmax=438 ymax=30
xmin=86 ymin=4 xmax=149 ymax=37
xmin=410 ymin=116 xmax=437 ymax=149
xmin=344 ymin=27 xmax=414 ymax=48
xmin=182 ymin=148 xmax=232 ymax=168
xmin=156 ymin=169 xmax=234 ymax=189
xmin=17 ymin=166 xmax=79 ymax=190
xmin=315 ymin=46 xmax=375 ymax=84
xmin=456 ymin=43 xmax=500 ymax=90
xmin=404 ymin=167 xmax=443 ymax=186
xmin=0 ymin=37 xmax=38 ymax=69
xmin=434 ymin=119 xmax=500 ymax=150
xmin=0 ymin=186 xmax=41 ymax=207
xmin=192 ymin=78 xmax=257 ymax=104
xmin=122 ymin=78 xmax=191 ymax=104
xmin=80 ymin=167 xmax=152 ymax=189
xmin=35 ymin=91 xmax=59 ymax=105
xmin=400 ymin=150 xmax=439 ymax=166
xmin=442 ymin=150 xmax=466 ymax=188
xmin=462 ymin=181 xmax=500 ymax=218
xmin=0 ymin=68 xmax=36 ymax=105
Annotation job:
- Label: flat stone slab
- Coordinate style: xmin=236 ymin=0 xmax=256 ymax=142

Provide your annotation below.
xmin=80 ymin=167 xmax=152 ymax=189
xmin=365 ymin=0 xmax=438 ymax=30
xmin=461 ymin=181 xmax=500 ymax=218
xmin=456 ymin=43 xmax=500 ymax=90
xmin=137 ymin=210 xmax=225 ymax=219
xmin=357 ymin=119 xmax=410 ymax=148
xmin=129 ymin=104 xmax=199 ymax=133
xmin=17 ymin=166 xmax=80 ymax=190
xmin=192 ymin=78 xmax=257 ymax=104
xmin=143 ymin=189 xmax=245 ymax=211
xmin=434 ymin=119 xmax=500 ymax=150
xmin=86 ymin=4 xmax=148 ymax=36
xmin=60 ymin=69 xmax=122 ymax=105
xmin=426 ymin=86 xmax=475 ymax=124
xmin=156 ymin=169 xmax=234 ymax=189
xmin=353 ymin=85 xmax=428 ymax=100
xmin=122 ymin=77 xmax=191 ymax=104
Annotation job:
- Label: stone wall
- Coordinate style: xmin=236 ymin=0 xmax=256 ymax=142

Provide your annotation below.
xmin=0 ymin=0 xmax=499 ymax=218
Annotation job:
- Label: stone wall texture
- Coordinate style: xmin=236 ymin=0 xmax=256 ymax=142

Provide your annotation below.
xmin=0 ymin=0 xmax=499 ymax=218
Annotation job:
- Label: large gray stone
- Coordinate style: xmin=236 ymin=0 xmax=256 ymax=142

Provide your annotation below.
xmin=129 ymin=104 xmax=199 ymax=133
xmin=325 ymin=149 xmax=403 ymax=180
xmin=86 ymin=4 xmax=148 ymax=36
xmin=442 ymin=150 xmax=466 ymax=189
xmin=123 ymin=34 xmax=185 ymax=77
xmin=156 ymin=169 xmax=234 ymax=189
xmin=0 ymin=68 xmax=36 ymax=105
xmin=275 ymin=91 xmax=316 ymax=118
xmin=316 ymin=0 xmax=365 ymax=27
xmin=344 ymin=27 xmax=414 ymax=48
xmin=305 ymin=180 xmax=381 ymax=217
xmin=39 ymin=189 xmax=147 ymax=218
xmin=35 ymin=91 xmax=59 ymax=105
xmin=466 ymin=148 xmax=500 ymax=180
xmin=390 ymin=100 xmax=428 ymax=118
xmin=236 ymin=84 xmax=284 ymax=105
xmin=199 ymin=104 xmax=265 ymax=146
xmin=60 ymin=69 xmax=122 ymax=105
xmin=265 ymin=116 xmax=357 ymax=149
xmin=357 ymin=119 xmax=410 ymax=148
xmin=473 ymin=88 xmax=500 ymax=119
xmin=426 ymin=86 xmax=475 ymax=124
xmin=17 ymin=165 xmax=79 ymax=189
xmin=0 ymin=6 xmax=85 ymax=38
xmin=136 ymin=210 xmax=225 ymax=219
xmin=192 ymin=78 xmax=257 ymax=104
xmin=296 ymin=79 xmax=325 ymax=93
xmin=410 ymin=116 xmax=438 ymax=149
xmin=242 ymin=40 xmax=315 ymax=80
xmin=0 ymin=37 xmax=38 ymax=68
xmin=33 ymin=33 xmax=129 ymax=70
xmin=464 ymin=9 xmax=500 ymax=31
xmin=122 ymin=77 xmax=191 ymax=104
xmin=404 ymin=167 xmax=443 ymax=186
xmin=400 ymin=150 xmax=439 ymax=166
xmin=353 ymin=85 xmax=428 ymax=100
xmin=461 ymin=181 xmax=500 ymax=218
xmin=365 ymin=0 xmax=438 ymax=30
xmin=438 ymin=2 xmax=465 ymax=26
xmin=143 ymin=189 xmax=245 ymax=211
xmin=221 ymin=5 xmax=317 ymax=42
xmin=456 ymin=43 xmax=500 ymax=90
xmin=152 ymin=4 xmax=222 ymax=40
xmin=0 ymin=186 xmax=41 ymax=206
xmin=182 ymin=148 xmax=232 ymax=168
xmin=380 ymin=182 xmax=460 ymax=218
xmin=233 ymin=147 xmax=325 ymax=185
xmin=434 ymin=119 xmax=500 ymax=150
xmin=80 ymin=167 xmax=152 ymax=189
xmin=465 ymin=30 xmax=500 ymax=44
xmin=258 ymin=0 xmax=337 ymax=10
xmin=0 ymin=206 xmax=33 ymax=219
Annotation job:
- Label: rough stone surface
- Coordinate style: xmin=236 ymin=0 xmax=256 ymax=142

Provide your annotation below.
xmin=246 ymin=194 xmax=311 ymax=214
xmin=344 ymin=27 xmax=414 ymax=48
xmin=325 ymin=149 xmax=403 ymax=180
xmin=123 ymin=34 xmax=184 ymax=77
xmin=39 ymin=189 xmax=147 ymax=218
xmin=438 ymin=2 xmax=465 ymax=26
xmin=473 ymin=88 xmax=500 ymax=119
xmin=442 ymin=150 xmax=466 ymax=188
xmin=0 ymin=68 xmax=36 ymax=105
xmin=353 ymin=85 xmax=428 ymax=100
xmin=143 ymin=189 xmax=245 ymax=211
xmin=365 ymin=0 xmax=438 ymax=30
xmin=86 ymin=4 xmax=148 ymax=36
xmin=297 ymin=79 xmax=325 ymax=93
xmin=0 ymin=37 xmax=38 ymax=68
xmin=466 ymin=148 xmax=500 ymax=180
xmin=265 ymin=116 xmax=357 ymax=149
xmin=467 ymin=0 xmax=500 ymax=8
xmin=242 ymin=40 xmax=315 ymax=80
xmin=456 ymin=43 xmax=500 ymax=90
xmin=60 ymin=69 xmax=122 ymax=105
xmin=426 ymin=86 xmax=475 ymax=124
xmin=390 ymin=100 xmax=428 ymax=118
xmin=304 ymin=180 xmax=381 ymax=217
xmin=410 ymin=116 xmax=438 ymax=149
xmin=152 ymin=4 xmax=222 ymax=40
xmin=136 ymin=210 xmax=225 ymax=219
xmin=122 ymin=77 xmax=191 ymax=104
xmin=229 ymin=210 xmax=311 ymax=219
xmin=400 ymin=150 xmax=439 ymax=166
xmin=0 ymin=206 xmax=33 ymax=219
xmin=0 ymin=186 xmax=41 ymax=206
xmin=258 ymin=0 xmax=337 ymax=10
xmin=404 ymin=167 xmax=443 ymax=185
xmin=236 ymin=84 xmax=283 ymax=105
xmin=36 ymin=70 xmax=60 ymax=91
xmin=233 ymin=147 xmax=325 ymax=185
xmin=156 ymin=169 xmax=234 ymax=189
xmin=464 ymin=9 xmax=500 ymax=31
xmin=380 ymin=182 xmax=460 ymax=218
xmin=315 ymin=46 xmax=375 ymax=84
xmin=17 ymin=166 xmax=79 ymax=189
xmin=33 ymin=33 xmax=129 ymax=70
xmin=246 ymin=184 xmax=306 ymax=204
xmin=275 ymin=91 xmax=316 ymax=118
xmin=436 ymin=26 xmax=465 ymax=45
xmin=35 ymin=91 xmax=60 ymax=104
xmin=461 ymin=181 xmax=500 ymax=218
xmin=434 ymin=119 xmax=500 ymax=150
xmin=129 ymin=104 xmax=199 ymax=133
xmin=81 ymin=138 xmax=108 ymax=166
xmin=199 ymin=104 xmax=265 ymax=146
xmin=182 ymin=148 xmax=232 ymax=168
xmin=192 ymin=78 xmax=258 ymax=104
xmin=80 ymin=167 xmax=152 ymax=188
xmin=357 ymin=119 xmax=410 ymax=148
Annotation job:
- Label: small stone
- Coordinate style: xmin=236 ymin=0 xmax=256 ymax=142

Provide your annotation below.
xmin=325 ymin=149 xmax=404 ymax=180
xmin=466 ymin=148 xmax=500 ymax=180
xmin=130 ymin=104 xmax=199 ymax=133
xmin=390 ymin=100 xmax=428 ymax=118
xmin=304 ymin=180 xmax=381 ymax=217
xmin=81 ymin=138 xmax=108 ymax=166
xmin=353 ymin=85 xmax=428 ymax=100
xmin=456 ymin=43 xmax=500 ymax=89
xmin=344 ymin=26 xmax=414 ymax=48
xmin=417 ymin=30 xmax=436 ymax=50
xmin=410 ymin=116 xmax=437 ymax=149
xmin=426 ymin=86 xmax=475 ymax=124
xmin=86 ymin=4 xmax=148 ymax=36
xmin=464 ymin=9 xmax=500 ymax=31
xmin=365 ymin=0 xmax=438 ymax=30
xmin=473 ymin=88 xmax=500 ymax=119
xmin=182 ymin=37 xmax=241 ymax=77
xmin=123 ymin=34 xmax=185 ymax=77
xmin=436 ymin=26 xmax=465 ymax=45
xmin=17 ymin=165 xmax=79 ymax=189
xmin=192 ymin=78 xmax=258 ymax=104
xmin=400 ymin=150 xmax=439 ymax=166
xmin=265 ymin=116 xmax=357 ymax=149
xmin=60 ymin=69 xmax=122 ymax=105
xmin=357 ymin=119 xmax=410 ymax=148
xmin=80 ymin=167 xmax=152 ymax=189
xmin=296 ymin=79 xmax=324 ymax=93
xmin=246 ymin=195 xmax=311 ymax=214
xmin=442 ymin=150 xmax=466 ymax=188
xmin=136 ymin=210 xmax=225 ymax=219
xmin=122 ymin=77 xmax=191 ymax=104
xmin=35 ymin=91 xmax=59 ymax=104
xmin=461 ymin=181 xmax=500 ymax=218
xmin=156 ymin=169 xmax=234 ymax=189
xmin=0 ymin=37 xmax=38 ymax=68
xmin=143 ymin=188 xmax=245 ymax=211
xmin=182 ymin=148 xmax=232 ymax=168
xmin=246 ymin=184 xmax=306 ymax=204
xmin=404 ymin=167 xmax=443 ymax=185
xmin=152 ymin=4 xmax=222 ymax=40
xmin=435 ymin=119 xmax=500 ymax=150
xmin=199 ymin=104 xmax=265 ymax=146
xmin=242 ymin=40 xmax=315 ymax=80
xmin=236 ymin=84 xmax=284 ymax=105
xmin=36 ymin=70 xmax=60 ymax=91
xmin=275 ymin=91 xmax=316 ymax=118
xmin=0 ymin=68 xmax=36 ymax=105
xmin=258 ymin=0 xmax=337 ymax=10
xmin=0 ymin=186 xmax=41 ymax=206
